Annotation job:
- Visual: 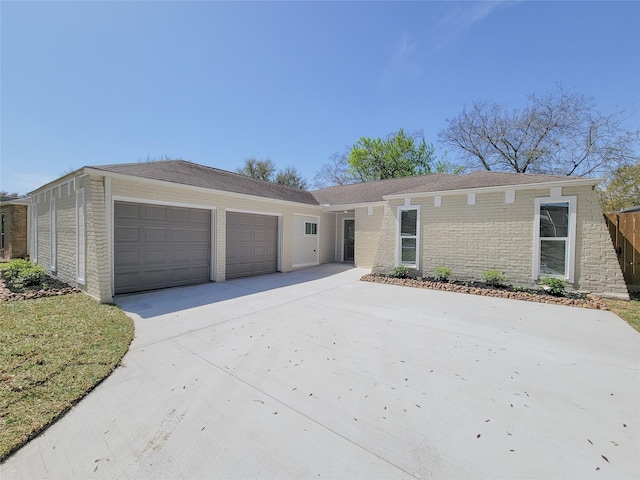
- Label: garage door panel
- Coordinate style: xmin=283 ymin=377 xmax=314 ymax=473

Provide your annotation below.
xmin=115 ymin=202 xmax=140 ymax=219
xmin=226 ymin=212 xmax=278 ymax=279
xmin=191 ymin=228 xmax=210 ymax=242
xmin=169 ymin=228 xmax=190 ymax=242
xmin=190 ymin=248 xmax=211 ymax=263
xmin=168 ymin=208 xmax=190 ymax=222
xmin=144 ymin=249 xmax=168 ymax=264
xmin=115 ymin=226 xmax=140 ymax=242
xmin=145 ymin=205 xmax=167 ymax=221
xmin=115 ymin=271 xmax=140 ymax=290
xmin=191 ymin=210 xmax=210 ymax=224
xmin=115 ymin=249 xmax=141 ymax=268
xmin=144 ymin=227 xmax=167 ymax=242
xmin=114 ymin=202 xmax=211 ymax=294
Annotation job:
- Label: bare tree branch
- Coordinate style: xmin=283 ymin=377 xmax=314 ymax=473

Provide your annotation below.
xmin=439 ymin=86 xmax=639 ymax=177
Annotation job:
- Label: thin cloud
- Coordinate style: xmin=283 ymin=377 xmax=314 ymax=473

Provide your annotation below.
xmin=432 ymin=1 xmax=515 ymax=53
xmin=381 ymin=33 xmax=421 ymax=88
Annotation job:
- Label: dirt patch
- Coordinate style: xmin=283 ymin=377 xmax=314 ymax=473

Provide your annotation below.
xmin=360 ymin=274 xmax=609 ymax=310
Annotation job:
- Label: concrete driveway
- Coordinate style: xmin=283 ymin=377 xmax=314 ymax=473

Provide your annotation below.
xmin=2 ymin=264 xmax=639 ymax=479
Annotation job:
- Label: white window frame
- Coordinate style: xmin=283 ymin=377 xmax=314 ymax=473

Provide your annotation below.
xmin=76 ymin=188 xmax=86 ymax=284
xmin=50 ymin=197 xmax=57 ymax=273
xmin=533 ymin=195 xmax=577 ymax=282
xmin=396 ymin=205 xmax=420 ymax=269
xmin=304 ymin=221 xmax=318 ymax=236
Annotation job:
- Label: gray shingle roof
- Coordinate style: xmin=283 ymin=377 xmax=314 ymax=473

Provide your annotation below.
xmin=392 ymin=170 xmax=593 ymax=196
xmin=312 ymin=170 xmax=598 ymax=205
xmin=86 ymin=160 xmax=599 ymax=208
xmin=311 ymin=174 xmax=454 ymax=205
xmin=90 ymin=160 xmax=319 ymax=205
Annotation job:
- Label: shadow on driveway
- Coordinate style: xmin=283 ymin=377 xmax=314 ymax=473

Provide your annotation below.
xmin=115 ymin=263 xmax=357 ymax=319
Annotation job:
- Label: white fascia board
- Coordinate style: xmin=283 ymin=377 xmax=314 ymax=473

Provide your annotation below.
xmin=83 ymin=168 xmax=324 ymax=210
xmin=27 ymin=168 xmax=87 ymax=196
xmin=382 ymin=177 xmax=603 ymax=201
xmin=320 ymin=201 xmax=386 ymax=212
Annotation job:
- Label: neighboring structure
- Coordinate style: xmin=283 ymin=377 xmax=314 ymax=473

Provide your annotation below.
xmin=0 ymin=197 xmax=29 ymax=260
xmin=27 ymin=160 xmax=628 ymax=302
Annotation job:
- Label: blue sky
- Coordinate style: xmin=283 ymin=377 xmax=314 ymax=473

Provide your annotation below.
xmin=1 ymin=1 xmax=639 ymax=194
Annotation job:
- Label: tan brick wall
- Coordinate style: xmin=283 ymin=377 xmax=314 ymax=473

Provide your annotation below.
xmin=565 ymin=186 xmax=627 ymax=296
xmin=354 ymin=206 xmax=384 ymax=269
xmin=371 ymin=186 xmax=628 ymax=297
xmin=85 ymin=176 xmax=113 ymax=302
xmin=53 ymin=186 xmax=78 ymax=287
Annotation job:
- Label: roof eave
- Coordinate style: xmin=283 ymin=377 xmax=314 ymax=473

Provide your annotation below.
xmin=320 ymin=201 xmax=386 ymax=211
xmin=383 ymin=177 xmax=603 ymax=200
xmin=83 ymin=167 xmax=322 ymax=208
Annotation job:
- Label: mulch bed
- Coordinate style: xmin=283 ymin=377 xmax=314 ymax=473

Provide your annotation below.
xmin=0 ymin=275 xmax=81 ymax=302
xmin=360 ymin=274 xmax=609 ymax=310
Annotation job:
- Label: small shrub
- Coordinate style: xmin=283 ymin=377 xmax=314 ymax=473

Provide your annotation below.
xmin=481 ymin=269 xmax=508 ymax=287
xmin=390 ymin=265 xmax=410 ymax=279
xmin=538 ymin=277 xmax=566 ymax=296
xmin=3 ymin=259 xmax=46 ymax=289
xmin=434 ymin=266 xmax=452 ymax=282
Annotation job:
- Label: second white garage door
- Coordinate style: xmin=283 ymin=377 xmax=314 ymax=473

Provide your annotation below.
xmin=226 ymin=212 xmax=278 ymax=279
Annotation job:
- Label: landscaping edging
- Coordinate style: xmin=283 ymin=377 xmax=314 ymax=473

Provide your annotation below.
xmin=360 ymin=274 xmax=609 ymax=310
xmin=0 ymin=276 xmax=81 ymax=302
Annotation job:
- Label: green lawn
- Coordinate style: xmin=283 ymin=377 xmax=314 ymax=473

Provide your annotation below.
xmin=0 ymin=293 xmax=134 ymax=461
xmin=606 ymin=293 xmax=640 ymax=333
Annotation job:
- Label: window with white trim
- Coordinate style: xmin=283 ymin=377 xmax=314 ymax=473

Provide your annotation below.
xmin=304 ymin=221 xmax=318 ymax=236
xmin=398 ymin=206 xmax=419 ymax=268
xmin=534 ymin=196 xmax=576 ymax=281
xmin=50 ymin=197 xmax=57 ymax=273
xmin=76 ymin=188 xmax=86 ymax=284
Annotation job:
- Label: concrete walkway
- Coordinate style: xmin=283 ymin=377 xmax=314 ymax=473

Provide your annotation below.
xmin=2 ymin=264 xmax=639 ymax=479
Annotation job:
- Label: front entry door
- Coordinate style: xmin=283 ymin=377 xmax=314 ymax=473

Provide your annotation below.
xmin=343 ymin=219 xmax=355 ymax=263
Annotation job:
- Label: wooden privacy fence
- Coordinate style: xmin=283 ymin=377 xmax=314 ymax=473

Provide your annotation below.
xmin=604 ymin=211 xmax=640 ymax=291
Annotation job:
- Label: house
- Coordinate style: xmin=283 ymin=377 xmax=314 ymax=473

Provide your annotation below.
xmin=26 ymin=160 xmax=628 ymax=302
xmin=0 ymin=197 xmax=29 ymax=260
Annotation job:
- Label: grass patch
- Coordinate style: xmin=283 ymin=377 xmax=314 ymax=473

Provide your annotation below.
xmin=0 ymin=294 xmax=134 ymax=461
xmin=605 ymin=293 xmax=640 ymax=333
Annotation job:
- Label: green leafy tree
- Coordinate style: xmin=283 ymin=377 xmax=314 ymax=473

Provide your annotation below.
xmin=598 ymin=162 xmax=640 ymax=211
xmin=312 ymin=132 xmax=462 ymax=188
xmin=347 ymin=129 xmax=439 ymax=181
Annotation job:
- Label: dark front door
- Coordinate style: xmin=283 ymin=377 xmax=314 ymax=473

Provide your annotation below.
xmin=343 ymin=219 xmax=355 ymax=263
